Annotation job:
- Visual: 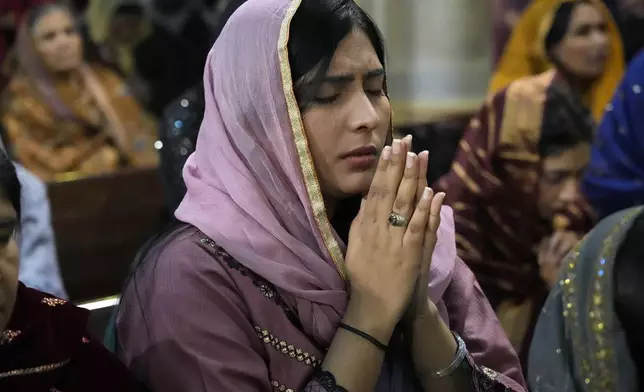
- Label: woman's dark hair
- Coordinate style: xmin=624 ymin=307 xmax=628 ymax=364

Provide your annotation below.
xmin=288 ymin=0 xmax=385 ymax=239
xmin=288 ymin=0 xmax=386 ymax=110
xmin=539 ymin=1 xmax=598 ymax=157
xmin=544 ymin=0 xmax=596 ymax=58
xmin=0 ymin=149 xmax=21 ymax=219
xmin=114 ymin=0 xmax=384 ymax=350
xmin=538 ymin=85 xmax=594 ymax=157
xmin=614 ymin=211 xmax=644 ymax=387
xmin=26 ymin=3 xmax=70 ymax=31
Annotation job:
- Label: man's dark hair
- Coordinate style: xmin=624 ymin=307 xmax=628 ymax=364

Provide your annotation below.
xmin=539 ymin=86 xmax=594 ymax=157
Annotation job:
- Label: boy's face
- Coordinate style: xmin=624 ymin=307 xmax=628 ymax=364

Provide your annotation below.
xmin=537 ymin=143 xmax=591 ymax=219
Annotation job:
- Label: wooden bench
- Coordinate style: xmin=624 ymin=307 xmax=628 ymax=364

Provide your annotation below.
xmin=78 ymin=296 xmax=120 ymax=341
xmin=48 ymin=168 xmax=168 ymax=302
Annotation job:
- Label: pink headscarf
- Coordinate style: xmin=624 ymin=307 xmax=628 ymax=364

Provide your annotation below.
xmin=175 ymin=0 xmax=457 ymax=347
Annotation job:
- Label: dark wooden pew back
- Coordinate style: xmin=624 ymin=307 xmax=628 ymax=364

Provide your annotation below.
xmin=48 ymin=169 xmax=167 ymax=302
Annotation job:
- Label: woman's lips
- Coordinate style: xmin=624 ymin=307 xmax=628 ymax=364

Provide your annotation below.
xmin=344 ymin=154 xmax=378 ymax=169
xmin=341 ymin=145 xmax=379 ymax=170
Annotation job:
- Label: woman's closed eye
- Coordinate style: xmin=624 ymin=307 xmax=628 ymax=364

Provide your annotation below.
xmin=0 ymin=231 xmax=15 ymax=245
xmin=41 ymin=31 xmax=56 ymax=41
xmin=0 ymin=230 xmax=15 ymax=245
xmin=312 ymin=82 xmax=341 ymax=104
xmin=0 ymin=219 xmax=17 ymax=244
xmin=364 ymin=82 xmax=385 ymax=97
xmin=314 ymin=85 xmax=384 ymax=105
xmin=313 ymin=93 xmax=341 ymax=104
xmin=364 ymin=71 xmax=386 ymax=97
xmin=574 ymin=22 xmax=606 ymax=37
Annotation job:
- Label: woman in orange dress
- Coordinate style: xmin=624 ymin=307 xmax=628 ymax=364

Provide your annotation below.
xmin=1 ymin=3 xmax=158 ymax=182
xmin=489 ymin=0 xmax=623 ymax=122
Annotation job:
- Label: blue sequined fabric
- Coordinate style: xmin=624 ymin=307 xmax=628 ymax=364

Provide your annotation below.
xmin=157 ymin=85 xmax=205 ymax=212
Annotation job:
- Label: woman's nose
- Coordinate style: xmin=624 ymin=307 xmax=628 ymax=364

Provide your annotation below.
xmin=559 ymin=178 xmax=581 ymax=204
xmin=347 ymin=93 xmax=380 ymax=132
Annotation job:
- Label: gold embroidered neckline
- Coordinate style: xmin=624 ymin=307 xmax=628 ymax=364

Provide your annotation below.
xmin=0 ymin=359 xmax=70 ymax=379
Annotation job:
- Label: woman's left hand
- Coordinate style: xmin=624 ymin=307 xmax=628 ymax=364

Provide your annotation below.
xmin=538 ymin=231 xmax=579 ymax=288
xmin=401 ymin=136 xmax=445 ymax=323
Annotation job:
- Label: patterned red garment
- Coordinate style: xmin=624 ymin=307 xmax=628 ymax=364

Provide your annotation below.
xmin=0 ymin=283 xmax=145 ymax=392
xmin=436 ymin=70 xmax=594 ymax=306
xmin=434 ymin=70 xmax=595 ymax=362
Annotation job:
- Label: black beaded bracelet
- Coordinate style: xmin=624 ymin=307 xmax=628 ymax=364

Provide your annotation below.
xmin=338 ymin=322 xmax=388 ymax=351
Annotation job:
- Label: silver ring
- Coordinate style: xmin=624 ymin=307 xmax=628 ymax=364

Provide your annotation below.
xmin=388 ymin=213 xmax=409 ymax=227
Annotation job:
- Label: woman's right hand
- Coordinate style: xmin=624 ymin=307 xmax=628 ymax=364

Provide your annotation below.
xmin=344 ymin=139 xmax=433 ymax=342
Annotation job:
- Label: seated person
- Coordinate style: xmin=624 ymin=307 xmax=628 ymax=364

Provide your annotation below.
xmin=1 ymin=3 xmax=158 ymax=182
xmin=489 ymin=0 xmax=623 ymax=121
xmin=0 ymin=150 xmax=144 ymax=391
xmin=583 ymin=50 xmax=644 ymax=219
xmin=529 ymin=205 xmax=644 ymax=391
xmin=435 ymin=0 xmax=605 ymax=362
xmin=88 ymin=0 xmax=212 ymax=117
xmin=85 ymin=0 xmax=153 ymax=108
xmin=114 ymin=0 xmax=527 ymax=391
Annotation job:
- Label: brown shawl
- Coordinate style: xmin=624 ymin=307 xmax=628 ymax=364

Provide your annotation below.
xmin=0 ymin=15 xmax=158 ymax=181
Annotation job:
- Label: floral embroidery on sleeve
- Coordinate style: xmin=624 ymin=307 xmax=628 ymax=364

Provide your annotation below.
xmin=270 ymin=380 xmax=294 ymax=391
xmin=41 ymin=298 xmax=67 ymax=307
xmin=467 ymin=358 xmax=514 ymax=391
xmin=254 ymin=326 xmax=322 ymax=367
xmin=0 ymin=330 xmax=22 ymax=345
